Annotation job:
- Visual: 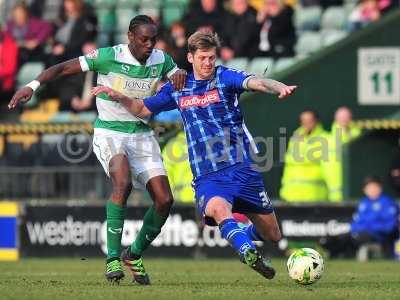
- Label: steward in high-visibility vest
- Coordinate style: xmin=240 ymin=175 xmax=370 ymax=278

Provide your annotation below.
xmin=162 ymin=131 xmax=195 ymax=203
xmin=280 ymin=111 xmax=329 ymax=202
xmin=322 ymin=120 xmax=361 ymax=202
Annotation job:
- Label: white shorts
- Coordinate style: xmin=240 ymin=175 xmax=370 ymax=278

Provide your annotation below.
xmin=92 ymin=128 xmax=166 ymax=189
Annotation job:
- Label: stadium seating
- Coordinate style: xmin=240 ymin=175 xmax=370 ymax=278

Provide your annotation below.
xmin=76 ymin=112 xmax=98 ymax=123
xmin=96 ymin=8 xmax=115 ymax=33
xmin=247 ymin=57 xmax=275 ymax=75
xmin=165 ymin=0 xmax=191 ymax=4
xmin=116 ymin=8 xmax=137 ymax=32
xmin=93 ymin=0 xmax=115 ymax=9
xmin=224 ymin=58 xmax=249 ymax=71
xmin=295 ymin=31 xmax=322 ymax=56
xmin=322 ymin=29 xmax=348 ymax=46
xmin=216 ymin=59 xmax=224 ymax=66
xmin=17 ymin=63 xmax=45 ymax=108
xmin=97 ymin=32 xmax=112 ymax=47
xmin=49 ymin=111 xmax=97 ymax=123
xmin=116 ymin=0 xmax=142 ymax=8
xmin=139 ymin=0 xmax=161 ymax=18
xmin=141 ymin=0 xmax=163 ymax=8
xmin=162 ymin=6 xmax=185 ymax=27
xmin=20 ymin=99 xmax=60 ymax=123
xmin=139 ymin=7 xmax=160 ymax=19
xmin=295 ymin=6 xmax=322 ymax=31
xmin=321 ymin=6 xmax=348 ymax=30
xmin=114 ymin=32 xmax=128 ymax=44
xmin=274 ymin=57 xmax=297 ymax=73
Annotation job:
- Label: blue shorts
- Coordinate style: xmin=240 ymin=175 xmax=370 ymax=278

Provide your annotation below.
xmin=193 ymin=162 xmax=274 ymax=226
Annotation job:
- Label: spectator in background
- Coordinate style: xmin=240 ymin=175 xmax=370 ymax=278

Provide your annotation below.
xmin=222 ymin=0 xmax=260 ymax=60
xmin=155 ymin=36 xmax=170 ymax=52
xmin=69 ymin=42 xmax=97 ymax=112
xmin=28 ymin=0 xmax=63 ymax=20
xmin=43 ymin=0 xmax=97 ymax=111
xmin=322 ymin=107 xmax=361 ymax=202
xmin=348 ymin=0 xmax=381 ymax=31
xmin=183 ymin=0 xmax=228 ymax=38
xmin=0 ymin=28 xmax=19 ymax=116
xmin=256 ymin=0 xmax=296 ymax=59
xmin=280 ymin=110 xmax=329 ymax=202
xmin=168 ymin=22 xmax=191 ymax=70
xmin=377 ymin=0 xmax=398 ymax=14
xmin=6 ymin=3 xmax=52 ymax=65
xmin=29 ymin=0 xmax=97 ymax=25
xmin=320 ymin=176 xmax=399 ymax=259
xmin=48 ymin=0 xmax=97 ymax=65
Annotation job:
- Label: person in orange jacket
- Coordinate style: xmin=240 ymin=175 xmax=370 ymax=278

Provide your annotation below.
xmin=0 ymin=28 xmax=19 ymax=116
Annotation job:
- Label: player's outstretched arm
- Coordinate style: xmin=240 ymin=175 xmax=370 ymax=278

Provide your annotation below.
xmin=91 ymin=86 xmax=152 ymax=118
xmin=8 ymin=58 xmax=82 ymax=109
xmin=246 ymin=76 xmax=297 ymax=99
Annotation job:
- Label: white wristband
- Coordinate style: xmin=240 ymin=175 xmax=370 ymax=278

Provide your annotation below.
xmin=26 ymin=80 xmax=41 ymax=91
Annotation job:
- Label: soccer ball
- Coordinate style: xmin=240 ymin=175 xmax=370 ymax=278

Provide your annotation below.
xmin=287 ymin=248 xmax=324 ymax=285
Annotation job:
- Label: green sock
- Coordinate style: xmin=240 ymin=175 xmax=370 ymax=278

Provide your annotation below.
xmin=130 ymin=205 xmax=168 ymax=256
xmin=106 ymin=201 xmax=126 ymax=259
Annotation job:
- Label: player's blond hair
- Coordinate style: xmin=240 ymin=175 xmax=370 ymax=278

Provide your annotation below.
xmin=187 ymin=31 xmax=221 ymax=54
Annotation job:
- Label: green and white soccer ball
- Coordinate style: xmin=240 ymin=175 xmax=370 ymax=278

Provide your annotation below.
xmin=287 ymin=248 xmax=324 ymax=285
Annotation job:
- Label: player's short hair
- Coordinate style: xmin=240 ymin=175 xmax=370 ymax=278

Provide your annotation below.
xmin=129 ymin=15 xmax=156 ymax=32
xmin=187 ymin=31 xmax=221 ymax=54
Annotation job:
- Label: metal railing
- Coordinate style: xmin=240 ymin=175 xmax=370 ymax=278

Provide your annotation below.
xmin=0 ymin=166 xmax=110 ymax=200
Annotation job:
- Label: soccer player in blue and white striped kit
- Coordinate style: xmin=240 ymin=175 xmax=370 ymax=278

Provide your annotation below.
xmin=92 ymin=31 xmax=297 ymax=279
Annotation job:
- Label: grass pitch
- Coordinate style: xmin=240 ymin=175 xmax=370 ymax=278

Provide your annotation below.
xmin=1 ymin=258 xmax=400 ymax=300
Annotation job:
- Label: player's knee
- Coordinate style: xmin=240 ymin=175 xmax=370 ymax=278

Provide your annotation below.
xmin=111 ymin=179 xmax=132 ymax=200
xmin=206 ymin=199 xmax=231 ymax=223
xmin=154 ymin=192 xmax=173 ymax=215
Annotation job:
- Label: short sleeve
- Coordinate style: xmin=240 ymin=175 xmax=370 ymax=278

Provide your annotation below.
xmin=79 ymin=47 xmax=114 ymax=74
xmin=221 ymin=67 xmax=253 ymax=93
xmin=161 ymin=52 xmax=179 ymax=78
xmin=144 ymin=83 xmax=177 ymax=115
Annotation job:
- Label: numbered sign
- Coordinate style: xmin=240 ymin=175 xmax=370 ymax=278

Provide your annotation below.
xmin=358 ymin=48 xmax=400 ymax=105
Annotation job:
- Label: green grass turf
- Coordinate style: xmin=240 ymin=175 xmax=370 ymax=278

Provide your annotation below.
xmin=1 ymin=258 xmax=400 ymax=300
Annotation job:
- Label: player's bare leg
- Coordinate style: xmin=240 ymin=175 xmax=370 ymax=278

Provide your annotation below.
xmin=205 ymin=197 xmax=275 ymax=279
xmin=122 ymin=175 xmax=173 ymax=285
xmin=246 ymin=212 xmax=282 ymax=243
xmin=146 ymin=175 xmax=174 ymax=216
xmin=105 ymin=154 xmax=132 ymax=283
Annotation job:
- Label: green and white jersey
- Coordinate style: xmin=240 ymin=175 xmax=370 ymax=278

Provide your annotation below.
xmin=79 ymin=44 xmax=179 ymax=133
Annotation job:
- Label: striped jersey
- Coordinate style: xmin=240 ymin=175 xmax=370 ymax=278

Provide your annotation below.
xmin=144 ymin=65 xmax=258 ymax=179
xmin=79 ymin=44 xmax=178 ymax=133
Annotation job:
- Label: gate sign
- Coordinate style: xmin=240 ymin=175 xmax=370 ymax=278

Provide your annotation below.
xmin=358 ymin=48 xmax=400 ymax=105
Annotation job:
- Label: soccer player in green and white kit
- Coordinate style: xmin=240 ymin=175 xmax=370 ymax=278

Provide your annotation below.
xmin=9 ymin=15 xmax=186 ymax=285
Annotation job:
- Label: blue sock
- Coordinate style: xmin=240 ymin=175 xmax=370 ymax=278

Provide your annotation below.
xmin=244 ymin=224 xmax=265 ymax=241
xmin=219 ymin=218 xmax=256 ymax=255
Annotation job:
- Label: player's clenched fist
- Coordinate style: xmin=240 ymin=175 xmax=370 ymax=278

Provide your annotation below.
xmin=8 ymin=86 xmax=34 ymax=109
